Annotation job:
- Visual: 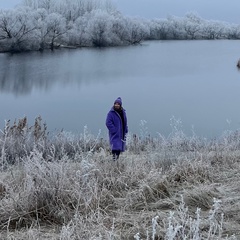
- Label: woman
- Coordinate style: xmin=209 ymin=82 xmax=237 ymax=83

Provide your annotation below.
xmin=106 ymin=97 xmax=128 ymax=160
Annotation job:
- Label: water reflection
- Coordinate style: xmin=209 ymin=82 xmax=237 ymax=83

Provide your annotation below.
xmin=0 ymin=51 xmax=60 ymax=95
xmin=0 ymin=48 xmax=128 ymax=96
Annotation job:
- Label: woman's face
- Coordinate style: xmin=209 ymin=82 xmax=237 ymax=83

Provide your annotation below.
xmin=114 ymin=103 xmax=121 ymax=110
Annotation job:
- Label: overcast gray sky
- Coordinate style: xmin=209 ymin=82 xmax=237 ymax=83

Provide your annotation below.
xmin=1 ymin=0 xmax=240 ymax=24
xmin=0 ymin=0 xmax=21 ymax=9
xmin=114 ymin=0 xmax=240 ymax=23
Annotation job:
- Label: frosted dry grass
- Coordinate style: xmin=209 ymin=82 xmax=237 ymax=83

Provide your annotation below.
xmin=0 ymin=118 xmax=240 ymax=239
xmin=0 ymin=151 xmax=237 ymax=239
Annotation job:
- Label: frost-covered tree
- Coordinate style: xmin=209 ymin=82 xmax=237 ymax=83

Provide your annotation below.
xmin=22 ymin=0 xmax=56 ymax=13
xmin=22 ymin=0 xmax=116 ymax=21
xmin=22 ymin=0 xmax=39 ymax=9
xmin=200 ymin=20 xmax=226 ymax=39
xmin=0 ymin=7 xmax=38 ymax=52
xmin=225 ymin=23 xmax=240 ymax=39
xmin=68 ymin=14 xmax=91 ymax=46
xmin=183 ymin=12 xmax=203 ymax=39
xmin=110 ymin=14 xmax=131 ymax=44
xmin=124 ymin=18 xmax=150 ymax=44
xmin=167 ymin=15 xmax=185 ymax=39
xmin=54 ymin=0 xmax=90 ymax=22
xmin=86 ymin=10 xmax=114 ymax=47
xmin=39 ymin=0 xmax=56 ymax=12
xmin=44 ymin=13 xmax=67 ymax=50
xmin=33 ymin=8 xmax=50 ymax=50
xmin=149 ymin=19 xmax=169 ymax=40
xmin=0 ymin=10 xmax=14 ymax=40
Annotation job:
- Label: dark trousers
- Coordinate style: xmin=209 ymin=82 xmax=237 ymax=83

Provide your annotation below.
xmin=112 ymin=150 xmax=121 ymax=160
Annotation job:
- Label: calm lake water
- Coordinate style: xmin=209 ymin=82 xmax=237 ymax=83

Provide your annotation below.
xmin=1 ymin=40 xmax=240 ymax=139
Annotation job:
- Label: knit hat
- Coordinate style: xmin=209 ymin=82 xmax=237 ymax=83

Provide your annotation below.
xmin=114 ymin=97 xmax=122 ymax=106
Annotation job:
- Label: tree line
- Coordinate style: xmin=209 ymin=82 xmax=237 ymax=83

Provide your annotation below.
xmin=0 ymin=0 xmax=240 ymax=52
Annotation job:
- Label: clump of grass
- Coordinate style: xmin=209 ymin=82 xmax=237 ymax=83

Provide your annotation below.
xmin=0 ymin=117 xmax=107 ymax=166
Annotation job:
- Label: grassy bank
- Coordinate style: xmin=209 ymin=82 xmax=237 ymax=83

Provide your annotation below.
xmin=0 ymin=117 xmax=239 ymax=239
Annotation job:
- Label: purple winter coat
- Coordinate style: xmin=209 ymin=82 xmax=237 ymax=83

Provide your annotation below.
xmin=106 ymin=107 xmax=128 ymax=151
